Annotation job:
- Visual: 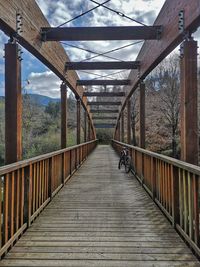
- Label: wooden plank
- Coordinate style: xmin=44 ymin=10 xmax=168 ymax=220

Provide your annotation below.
xmin=84 ymin=92 xmax=125 ymax=97
xmin=77 ymin=80 xmax=131 ymax=86
xmin=41 ymin=26 xmax=162 ymax=41
xmin=66 ymin=61 xmax=140 ymax=70
xmin=1 ymin=259 xmax=200 ymax=267
xmin=1 ymin=146 xmax=199 ymax=266
xmin=5 ymin=252 xmax=197 ymax=260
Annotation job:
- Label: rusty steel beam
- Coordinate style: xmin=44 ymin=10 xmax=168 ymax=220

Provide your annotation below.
xmin=61 ymin=83 xmax=67 ymax=149
xmin=76 ymin=97 xmax=81 ymax=144
xmin=41 ymin=26 xmax=162 ymax=41
xmin=90 ymin=109 xmax=119 ymax=113
xmin=180 ymin=39 xmax=198 ymax=165
xmin=92 ymin=116 xmax=117 ymax=120
xmin=139 ymin=82 xmax=145 ymax=148
xmin=5 ymin=42 xmax=22 ymax=164
xmin=127 ymin=99 xmax=131 ymax=144
xmin=77 ymin=80 xmax=131 ymax=86
xmin=121 ymin=111 xmax=124 ymax=142
xmin=116 ymin=0 xmax=200 ymax=127
xmin=66 ymin=61 xmax=140 ymax=70
xmin=83 ymin=92 xmax=125 ymax=97
xmin=0 ymin=0 xmax=95 ymax=133
xmin=94 ymin=123 xmax=115 ymax=128
xmin=84 ymin=111 xmax=87 ymax=143
xmin=88 ymin=101 xmax=121 ymax=105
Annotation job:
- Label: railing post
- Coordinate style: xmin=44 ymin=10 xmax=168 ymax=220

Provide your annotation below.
xmin=48 ymin=158 xmax=53 ymax=200
xmin=151 ymin=157 xmax=156 ymax=200
xmin=61 ymin=153 xmax=65 ymax=184
xmin=172 ymin=166 xmax=179 ymax=228
xmin=193 ymin=174 xmax=199 ymax=246
xmin=69 ymin=150 xmax=72 ymax=175
xmin=24 ymin=165 xmax=31 ymax=228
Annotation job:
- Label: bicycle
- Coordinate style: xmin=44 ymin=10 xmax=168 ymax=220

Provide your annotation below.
xmin=118 ymin=147 xmax=132 ymax=173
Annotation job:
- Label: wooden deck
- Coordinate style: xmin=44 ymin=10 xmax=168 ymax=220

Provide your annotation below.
xmin=1 ymin=145 xmax=200 ymax=267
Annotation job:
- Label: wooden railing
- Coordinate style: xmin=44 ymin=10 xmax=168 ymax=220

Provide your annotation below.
xmin=0 ymin=140 xmax=97 ymax=257
xmin=112 ymin=139 xmax=200 ymax=256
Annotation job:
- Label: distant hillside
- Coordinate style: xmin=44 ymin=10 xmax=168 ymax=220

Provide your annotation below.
xmin=24 ymin=94 xmax=60 ymax=106
xmin=0 ymin=94 xmax=60 ymax=106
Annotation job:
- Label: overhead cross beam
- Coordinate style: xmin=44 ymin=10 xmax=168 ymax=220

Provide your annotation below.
xmin=83 ymin=92 xmax=125 ymax=97
xmin=90 ymin=109 xmax=119 ymax=113
xmin=66 ymin=61 xmax=140 ymax=70
xmin=92 ymin=116 xmax=117 ymax=120
xmin=41 ymin=26 xmax=163 ymax=41
xmin=94 ymin=123 xmax=116 ymax=128
xmin=77 ymin=80 xmax=131 ymax=86
xmin=88 ymin=101 xmax=121 ymax=105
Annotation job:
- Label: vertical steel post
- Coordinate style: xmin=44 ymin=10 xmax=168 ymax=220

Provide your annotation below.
xmin=61 ymin=82 xmax=67 ymax=149
xmin=180 ymin=38 xmax=198 ymax=165
xmin=127 ymin=99 xmax=131 ymax=144
xmin=84 ymin=111 xmax=87 ymax=143
xmin=139 ymin=81 xmax=145 ymax=148
xmin=121 ymin=111 xmax=124 ymax=143
xmin=88 ymin=115 xmax=91 ymax=141
xmin=76 ymin=97 xmax=81 ymax=144
xmin=5 ymin=42 xmax=22 ymax=164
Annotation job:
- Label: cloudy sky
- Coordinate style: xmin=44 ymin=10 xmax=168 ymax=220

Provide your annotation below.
xmin=0 ymin=0 xmax=199 ymax=98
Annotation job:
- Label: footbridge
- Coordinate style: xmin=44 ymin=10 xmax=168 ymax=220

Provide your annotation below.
xmin=0 ymin=0 xmax=200 ymax=266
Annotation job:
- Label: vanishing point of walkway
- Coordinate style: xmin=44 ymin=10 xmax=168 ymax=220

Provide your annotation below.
xmin=1 ymin=146 xmax=199 ymax=266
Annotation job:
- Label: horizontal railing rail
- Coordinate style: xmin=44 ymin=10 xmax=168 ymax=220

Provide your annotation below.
xmin=0 ymin=139 xmax=97 ymax=257
xmin=112 ymin=139 xmax=200 ymax=256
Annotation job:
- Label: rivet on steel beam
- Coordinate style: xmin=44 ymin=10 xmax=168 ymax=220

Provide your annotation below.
xmin=179 ymin=43 xmax=184 ymax=58
xmin=178 ymin=10 xmax=185 ymax=34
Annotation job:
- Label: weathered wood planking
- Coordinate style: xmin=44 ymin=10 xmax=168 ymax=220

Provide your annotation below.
xmin=0 ymin=0 xmax=95 ymax=132
xmin=118 ymin=0 xmax=200 ymax=121
xmin=0 ymin=145 xmax=199 ymax=266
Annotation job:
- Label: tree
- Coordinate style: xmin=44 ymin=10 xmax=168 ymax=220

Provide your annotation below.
xmin=130 ymin=93 xmax=138 ymax=146
xmin=145 ymin=54 xmax=180 ymax=157
xmin=45 ymin=101 xmax=60 ymax=118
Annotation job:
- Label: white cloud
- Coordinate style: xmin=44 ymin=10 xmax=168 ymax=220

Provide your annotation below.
xmin=0 ymin=0 xmax=199 ymax=99
xmin=27 ymin=71 xmax=61 ymax=98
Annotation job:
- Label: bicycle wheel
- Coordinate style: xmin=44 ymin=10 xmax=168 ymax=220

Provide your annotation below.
xmin=118 ymin=158 xmax=123 ymax=169
xmin=125 ymin=156 xmax=131 ymax=173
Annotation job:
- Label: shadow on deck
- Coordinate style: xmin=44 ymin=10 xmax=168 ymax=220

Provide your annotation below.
xmin=0 ymin=145 xmax=199 ymax=266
